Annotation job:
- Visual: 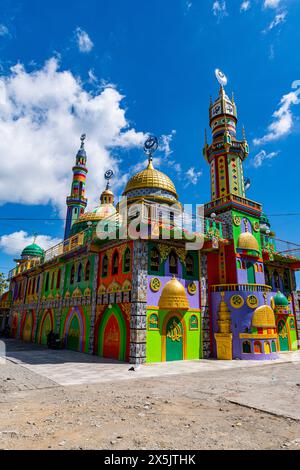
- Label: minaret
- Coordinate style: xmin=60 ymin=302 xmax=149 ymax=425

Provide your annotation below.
xmin=64 ymin=134 xmax=88 ymax=239
xmin=203 ymin=84 xmax=249 ymax=203
xmin=203 ymin=72 xmax=263 ymax=287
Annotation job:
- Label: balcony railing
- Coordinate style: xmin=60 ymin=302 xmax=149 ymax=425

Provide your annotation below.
xmin=205 ymin=194 xmax=262 ymax=213
xmin=211 ymin=283 xmax=272 ymax=293
xmin=8 ymin=232 xmax=87 ymax=279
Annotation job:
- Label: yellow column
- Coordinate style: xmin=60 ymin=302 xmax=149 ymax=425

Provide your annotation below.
xmin=214 ymin=292 xmax=233 ymax=360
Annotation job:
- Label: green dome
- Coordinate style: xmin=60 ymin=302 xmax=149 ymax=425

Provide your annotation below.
xmin=21 ymin=243 xmax=44 ymax=259
xmin=273 ymin=291 xmax=289 ymax=307
xmin=260 ymin=212 xmax=270 ymax=227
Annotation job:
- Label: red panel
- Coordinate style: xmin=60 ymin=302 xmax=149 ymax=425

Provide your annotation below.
xmin=103 ymin=314 xmax=120 ymax=360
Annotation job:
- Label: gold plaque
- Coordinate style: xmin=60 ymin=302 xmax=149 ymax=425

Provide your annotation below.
xmin=150 ymin=278 xmax=161 ymax=292
xmin=246 ymin=294 xmax=259 ymax=309
xmin=188 ymin=282 xmax=197 ymax=295
xmin=230 ymin=294 xmax=244 ymax=308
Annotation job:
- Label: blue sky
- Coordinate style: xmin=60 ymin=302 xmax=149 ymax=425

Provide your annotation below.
xmin=0 ymin=0 xmax=300 ymax=280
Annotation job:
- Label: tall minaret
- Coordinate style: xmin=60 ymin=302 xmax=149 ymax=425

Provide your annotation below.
xmin=203 ymin=80 xmax=249 ymax=204
xmin=64 ymin=134 xmax=88 ymax=239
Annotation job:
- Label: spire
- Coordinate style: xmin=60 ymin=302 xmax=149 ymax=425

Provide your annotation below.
xmin=101 ymin=170 xmax=115 ymax=205
xmin=144 ymin=136 xmax=158 ymax=169
xmin=64 ymin=134 xmax=88 ymax=239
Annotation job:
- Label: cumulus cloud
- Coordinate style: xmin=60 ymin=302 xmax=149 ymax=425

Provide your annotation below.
xmin=240 ymin=1 xmax=251 ymax=12
xmin=0 ymin=57 xmax=148 ymax=214
xmin=253 ymin=81 xmax=300 ymax=145
xmin=264 ymin=0 xmax=281 ymax=8
xmin=212 ymin=1 xmax=228 ymax=20
xmin=75 ymin=27 xmax=94 ymax=53
xmin=159 ymin=130 xmax=176 ymax=157
xmin=184 ymin=167 xmax=203 ymax=187
xmin=252 ymin=150 xmax=279 ymax=167
xmin=0 ymin=231 xmax=62 ymax=256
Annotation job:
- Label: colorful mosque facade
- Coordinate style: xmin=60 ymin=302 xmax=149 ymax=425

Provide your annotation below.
xmin=2 ymin=79 xmax=300 ymax=363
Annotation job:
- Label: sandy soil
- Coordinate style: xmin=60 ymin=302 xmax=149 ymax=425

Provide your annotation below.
xmin=1 ymin=358 xmax=300 ymax=450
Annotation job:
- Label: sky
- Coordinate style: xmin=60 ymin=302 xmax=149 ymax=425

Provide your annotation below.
xmin=0 ymin=0 xmax=300 ymax=282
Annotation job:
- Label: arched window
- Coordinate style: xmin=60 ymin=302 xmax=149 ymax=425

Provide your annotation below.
xmin=123 ymin=248 xmax=131 ymax=273
xmin=150 ymin=247 xmax=160 ymax=272
xmin=242 ymin=341 xmax=251 ymax=354
xmin=51 ymin=272 xmax=55 ymax=290
xmin=112 ymin=251 xmax=119 ymax=275
xmin=186 ymin=254 xmax=194 ymax=277
xmin=102 ymin=255 xmax=108 ymax=277
xmin=56 ymin=269 xmax=61 ymax=289
xmin=45 ymin=272 xmax=50 ymax=292
xmin=265 ymin=267 xmax=271 ymax=286
xmin=254 ymin=341 xmax=262 ymax=354
xmin=169 ymin=250 xmax=178 ymax=275
xmin=70 ymin=265 xmax=75 ymax=285
xmin=85 ymin=260 xmax=91 ymax=282
xmin=36 ymin=276 xmax=40 ymax=293
xmin=237 ymin=259 xmax=242 ymax=270
xmin=283 ymin=271 xmax=290 ymax=291
xmin=77 ymin=263 xmax=82 ymax=283
xmin=273 ymin=270 xmax=280 ymax=289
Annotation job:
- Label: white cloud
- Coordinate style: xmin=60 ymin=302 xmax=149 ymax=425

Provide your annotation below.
xmin=265 ymin=11 xmax=287 ymax=31
xmin=0 ymin=25 xmax=9 ymax=37
xmin=252 ymin=150 xmax=279 ymax=167
xmin=253 ymin=82 xmax=300 ymax=145
xmin=0 ymin=231 xmax=61 ymax=256
xmin=240 ymin=1 xmax=251 ymax=12
xmin=0 ymin=57 xmax=148 ymax=215
xmin=264 ymin=0 xmax=281 ymax=8
xmin=159 ymin=130 xmax=176 ymax=157
xmin=184 ymin=167 xmax=203 ymax=186
xmin=212 ymin=1 xmax=228 ymax=20
xmin=75 ymin=27 xmax=94 ymax=53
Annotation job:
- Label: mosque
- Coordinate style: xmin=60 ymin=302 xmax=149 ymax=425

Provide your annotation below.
xmin=1 ymin=74 xmax=299 ymax=363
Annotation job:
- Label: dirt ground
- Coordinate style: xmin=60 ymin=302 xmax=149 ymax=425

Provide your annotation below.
xmin=1 ymin=343 xmax=300 ymax=450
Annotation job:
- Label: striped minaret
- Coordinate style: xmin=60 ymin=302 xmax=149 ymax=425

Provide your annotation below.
xmin=203 ymin=86 xmax=249 ymax=202
xmin=64 ymin=134 xmax=88 ymax=239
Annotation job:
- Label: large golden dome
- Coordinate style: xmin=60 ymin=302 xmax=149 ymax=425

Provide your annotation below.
xmin=237 ymin=232 xmax=259 ymax=252
xmin=158 ymin=277 xmax=189 ymax=311
xmin=252 ymin=305 xmax=276 ymax=328
xmin=123 ymin=161 xmax=178 ymax=198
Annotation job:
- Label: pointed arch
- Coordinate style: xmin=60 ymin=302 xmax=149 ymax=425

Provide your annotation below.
xmin=112 ymin=250 xmax=119 ymax=275
xmin=85 ymin=260 xmax=91 ymax=281
xmin=102 ymin=254 xmax=108 ymax=277
xmin=77 ymin=263 xmax=83 ymax=283
xmin=123 ymin=247 xmax=131 ymax=273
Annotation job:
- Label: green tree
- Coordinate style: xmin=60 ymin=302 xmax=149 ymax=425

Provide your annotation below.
xmin=0 ymin=273 xmax=8 ymax=296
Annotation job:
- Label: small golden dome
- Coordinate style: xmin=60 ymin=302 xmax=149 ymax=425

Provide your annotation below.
xmin=123 ymin=161 xmax=178 ymax=198
xmin=72 ymin=204 xmax=116 ymax=228
xmin=252 ymin=305 xmax=276 ymax=328
xmin=237 ymin=232 xmax=259 ymax=252
xmin=158 ymin=276 xmax=189 ymax=311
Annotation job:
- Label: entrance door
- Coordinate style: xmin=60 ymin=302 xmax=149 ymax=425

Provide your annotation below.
xmin=103 ymin=314 xmax=120 ymax=360
xmin=247 ymin=262 xmax=255 ymax=284
xmin=166 ymin=316 xmax=183 ymax=361
xmin=277 ymin=319 xmax=289 ymax=351
xmin=22 ymin=313 xmax=33 ymax=342
xmin=40 ymin=314 xmax=52 ymax=345
xmin=66 ymin=315 xmax=80 ymax=351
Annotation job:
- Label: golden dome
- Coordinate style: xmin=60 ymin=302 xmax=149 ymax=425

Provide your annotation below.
xmin=252 ymin=305 xmax=276 ymax=328
xmin=237 ymin=232 xmax=259 ymax=252
xmin=75 ymin=205 xmax=116 ymax=223
xmin=123 ymin=161 xmax=178 ymax=198
xmin=158 ymin=276 xmax=189 ymax=311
